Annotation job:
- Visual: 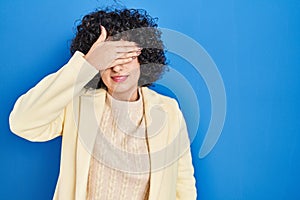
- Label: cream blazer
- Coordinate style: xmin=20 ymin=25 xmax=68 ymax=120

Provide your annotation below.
xmin=9 ymin=52 xmax=197 ymax=200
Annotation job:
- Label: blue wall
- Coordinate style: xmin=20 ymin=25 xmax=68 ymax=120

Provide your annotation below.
xmin=1 ymin=0 xmax=299 ymax=199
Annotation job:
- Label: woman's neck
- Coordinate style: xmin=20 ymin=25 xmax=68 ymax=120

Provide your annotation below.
xmin=108 ymin=88 xmax=139 ymax=102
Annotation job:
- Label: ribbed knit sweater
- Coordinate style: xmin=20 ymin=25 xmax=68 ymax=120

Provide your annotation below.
xmin=86 ymin=90 xmax=150 ymax=200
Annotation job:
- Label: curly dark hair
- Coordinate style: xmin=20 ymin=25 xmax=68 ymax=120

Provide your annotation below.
xmin=70 ymin=8 xmax=167 ymax=89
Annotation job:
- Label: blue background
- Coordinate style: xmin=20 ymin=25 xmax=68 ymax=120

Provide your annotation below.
xmin=1 ymin=0 xmax=299 ymax=199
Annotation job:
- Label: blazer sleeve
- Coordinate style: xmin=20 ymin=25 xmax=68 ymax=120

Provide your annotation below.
xmin=176 ymin=110 xmax=197 ymax=200
xmin=9 ymin=51 xmax=99 ymax=142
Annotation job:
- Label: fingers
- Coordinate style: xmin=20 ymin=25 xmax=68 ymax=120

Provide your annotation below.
xmin=97 ymin=25 xmax=107 ymax=43
xmin=115 ymin=46 xmax=142 ymax=53
xmin=108 ymin=40 xmax=141 ymax=51
xmin=112 ymin=40 xmax=139 ymax=47
xmin=117 ymin=51 xmax=141 ymax=59
xmin=107 ymin=51 xmax=141 ymax=68
xmin=95 ymin=32 xmax=141 ymax=54
xmin=110 ymin=57 xmax=135 ymax=67
xmin=85 ymin=27 xmax=143 ymax=70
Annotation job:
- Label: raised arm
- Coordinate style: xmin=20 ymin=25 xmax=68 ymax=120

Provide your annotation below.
xmin=9 ymin=26 xmax=141 ymax=142
xmin=9 ymin=51 xmax=99 ymax=141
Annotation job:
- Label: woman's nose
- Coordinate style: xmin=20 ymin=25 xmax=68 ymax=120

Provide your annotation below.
xmin=111 ymin=65 xmax=123 ymax=72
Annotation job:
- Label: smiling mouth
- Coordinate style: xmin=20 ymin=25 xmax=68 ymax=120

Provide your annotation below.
xmin=111 ymin=75 xmax=129 ymax=83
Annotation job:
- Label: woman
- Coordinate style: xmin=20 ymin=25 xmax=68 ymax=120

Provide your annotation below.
xmin=9 ymin=8 xmax=197 ymax=200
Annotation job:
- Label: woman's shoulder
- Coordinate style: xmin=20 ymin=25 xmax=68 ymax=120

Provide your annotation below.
xmin=141 ymin=87 xmax=180 ymax=109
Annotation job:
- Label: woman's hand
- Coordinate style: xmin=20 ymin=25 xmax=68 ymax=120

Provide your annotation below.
xmin=84 ymin=26 xmax=142 ymax=71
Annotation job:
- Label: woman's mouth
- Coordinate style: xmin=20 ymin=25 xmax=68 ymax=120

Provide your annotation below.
xmin=111 ymin=75 xmax=129 ymax=83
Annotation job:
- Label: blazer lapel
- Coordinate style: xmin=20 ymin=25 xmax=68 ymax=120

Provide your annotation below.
xmin=75 ymin=90 xmax=106 ymax=200
xmin=142 ymin=87 xmax=170 ymax=200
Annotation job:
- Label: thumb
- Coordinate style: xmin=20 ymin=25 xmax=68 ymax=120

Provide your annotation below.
xmin=97 ymin=25 xmax=107 ymax=42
